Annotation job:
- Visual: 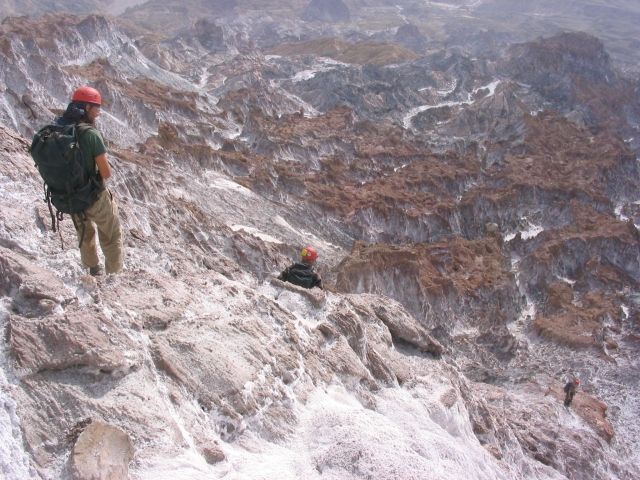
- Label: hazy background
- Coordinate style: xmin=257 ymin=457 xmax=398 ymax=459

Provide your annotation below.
xmin=1 ymin=1 xmax=639 ymax=73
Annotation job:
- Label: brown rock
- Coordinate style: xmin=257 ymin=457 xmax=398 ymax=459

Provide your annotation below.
xmin=337 ymin=239 xmax=513 ymax=296
xmin=200 ymin=441 xmax=225 ymax=464
xmin=335 ymin=240 xmax=518 ymax=345
xmin=572 ymin=394 xmax=615 ymax=443
xmin=534 ymin=290 xmax=619 ymax=349
xmin=372 ymin=302 xmax=445 ymax=356
xmin=268 ymin=38 xmax=417 ymax=66
xmin=546 ymin=282 xmax=574 ymax=312
xmin=485 ymin=444 xmax=503 ymax=459
xmin=8 ymin=305 xmax=141 ymax=375
xmin=546 ymin=383 xmax=615 ymax=442
xmin=70 ymin=421 xmax=134 ymax=480
xmin=605 ymin=339 xmax=618 ymax=350
xmin=440 ymin=388 xmax=457 ymax=408
xmin=0 ymin=246 xmax=70 ymax=316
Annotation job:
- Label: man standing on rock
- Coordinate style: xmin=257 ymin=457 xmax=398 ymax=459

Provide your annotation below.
xmin=56 ymin=86 xmax=123 ymax=275
xmin=563 ymin=378 xmax=580 ymax=407
xmin=278 ymin=246 xmax=323 ymax=289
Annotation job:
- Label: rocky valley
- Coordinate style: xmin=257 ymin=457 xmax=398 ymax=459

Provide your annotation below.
xmin=0 ymin=1 xmax=639 ymax=479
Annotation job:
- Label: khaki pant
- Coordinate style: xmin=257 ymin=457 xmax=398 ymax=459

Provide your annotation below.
xmin=73 ymin=189 xmax=123 ymax=274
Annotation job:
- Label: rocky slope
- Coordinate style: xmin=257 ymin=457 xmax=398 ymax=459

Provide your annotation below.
xmin=0 ymin=6 xmax=639 ymax=480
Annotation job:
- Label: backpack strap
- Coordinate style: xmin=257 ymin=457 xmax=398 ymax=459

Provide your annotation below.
xmin=42 ymin=181 xmax=66 ymax=249
xmin=75 ymin=122 xmax=96 ymax=135
xmin=71 ymin=212 xmax=88 ymax=249
xmin=43 ymin=182 xmax=56 ymax=232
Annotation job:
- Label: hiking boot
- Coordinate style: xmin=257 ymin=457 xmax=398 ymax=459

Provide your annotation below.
xmin=89 ymin=265 xmax=103 ymax=276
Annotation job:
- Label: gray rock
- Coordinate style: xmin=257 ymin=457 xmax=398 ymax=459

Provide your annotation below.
xmin=395 ymin=23 xmax=428 ymax=53
xmin=372 ymin=300 xmax=445 ymax=356
xmin=271 ymin=277 xmax=326 ymax=308
xmin=302 ymin=0 xmax=350 ymax=23
xmin=192 ymin=19 xmax=226 ymax=53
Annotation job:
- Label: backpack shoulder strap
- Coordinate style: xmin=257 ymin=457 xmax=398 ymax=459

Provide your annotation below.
xmin=75 ymin=122 xmax=96 ymax=136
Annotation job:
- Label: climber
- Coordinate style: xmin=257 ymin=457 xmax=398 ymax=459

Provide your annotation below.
xmin=38 ymin=86 xmax=123 ymax=275
xmin=278 ymin=246 xmax=323 ymax=289
xmin=563 ymin=378 xmax=580 ymax=407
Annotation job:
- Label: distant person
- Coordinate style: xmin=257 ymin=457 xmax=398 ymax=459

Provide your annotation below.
xmin=278 ymin=246 xmax=323 ymax=289
xmin=31 ymin=86 xmax=123 ymax=275
xmin=563 ymin=378 xmax=580 ymax=407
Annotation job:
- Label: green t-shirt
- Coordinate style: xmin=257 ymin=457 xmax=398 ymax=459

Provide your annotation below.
xmin=77 ymin=126 xmax=106 ymax=177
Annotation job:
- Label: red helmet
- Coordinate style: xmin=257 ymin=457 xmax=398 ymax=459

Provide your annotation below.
xmin=71 ymin=86 xmax=102 ymax=105
xmin=301 ymin=246 xmax=318 ymax=262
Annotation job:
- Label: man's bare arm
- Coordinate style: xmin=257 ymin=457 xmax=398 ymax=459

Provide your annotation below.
xmin=95 ymin=153 xmax=112 ymax=180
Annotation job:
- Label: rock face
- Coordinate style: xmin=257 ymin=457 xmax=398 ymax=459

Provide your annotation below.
xmin=69 ymin=421 xmax=134 ymax=480
xmin=394 ymin=23 xmax=428 ymax=52
xmin=0 ymin=246 xmax=70 ymax=314
xmin=336 ymin=239 xmax=519 ymax=339
xmin=302 ymin=0 xmax=350 ymax=23
xmin=9 ymin=304 xmax=141 ymax=375
xmin=506 ymin=32 xmax=613 ymax=85
xmin=0 ymin=6 xmax=639 ymax=480
xmin=118 ymin=0 xmax=238 ymax=33
xmin=501 ymin=32 xmax=640 ymax=130
xmin=191 ymin=19 xmax=226 ymax=52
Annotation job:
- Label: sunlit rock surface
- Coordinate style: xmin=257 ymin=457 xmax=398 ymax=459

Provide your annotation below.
xmin=0 ymin=5 xmax=639 ymax=480
xmin=69 ymin=421 xmax=134 ymax=480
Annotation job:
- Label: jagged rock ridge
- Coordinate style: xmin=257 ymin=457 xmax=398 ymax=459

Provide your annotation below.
xmin=0 ymin=7 xmax=639 ymax=480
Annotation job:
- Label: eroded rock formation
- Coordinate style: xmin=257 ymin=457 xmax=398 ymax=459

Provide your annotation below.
xmin=0 ymin=6 xmax=639 ymax=480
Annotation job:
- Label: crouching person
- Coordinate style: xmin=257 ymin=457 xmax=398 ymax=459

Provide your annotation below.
xmin=278 ymin=246 xmax=322 ymax=289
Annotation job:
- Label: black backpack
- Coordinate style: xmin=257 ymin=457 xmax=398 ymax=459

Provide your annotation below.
xmin=30 ymin=122 xmax=102 ymax=244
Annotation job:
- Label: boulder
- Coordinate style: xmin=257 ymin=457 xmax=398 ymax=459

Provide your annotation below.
xmin=200 ymin=440 xmax=226 ymax=464
xmin=70 ymin=421 xmax=134 ymax=480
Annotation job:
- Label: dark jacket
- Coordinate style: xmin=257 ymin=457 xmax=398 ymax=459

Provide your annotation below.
xmin=278 ymin=262 xmax=322 ymax=289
